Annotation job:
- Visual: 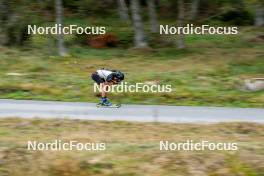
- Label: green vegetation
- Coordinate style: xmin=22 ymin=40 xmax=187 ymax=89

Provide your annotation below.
xmin=1 ymin=0 xmax=263 ymax=107
xmin=0 ymin=26 xmax=263 ymax=107
xmin=0 ymin=118 xmax=263 ymax=176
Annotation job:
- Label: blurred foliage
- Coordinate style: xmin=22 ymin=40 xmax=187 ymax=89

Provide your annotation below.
xmin=217 ymin=9 xmax=253 ymax=25
xmin=0 ymin=0 xmax=42 ymax=46
xmin=76 ymin=0 xmax=116 ymax=17
xmin=0 ymin=0 xmax=263 ymax=46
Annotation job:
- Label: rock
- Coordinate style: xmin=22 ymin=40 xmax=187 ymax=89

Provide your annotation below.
xmin=244 ymin=78 xmax=264 ymax=91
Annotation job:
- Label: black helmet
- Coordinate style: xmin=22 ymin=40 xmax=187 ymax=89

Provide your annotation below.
xmin=115 ymin=71 xmax=124 ymax=81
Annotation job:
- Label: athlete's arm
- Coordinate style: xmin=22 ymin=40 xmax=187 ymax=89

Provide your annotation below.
xmin=106 ymin=73 xmax=115 ymax=82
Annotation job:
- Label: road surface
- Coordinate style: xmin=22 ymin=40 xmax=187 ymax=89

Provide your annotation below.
xmin=0 ymin=99 xmax=263 ymax=123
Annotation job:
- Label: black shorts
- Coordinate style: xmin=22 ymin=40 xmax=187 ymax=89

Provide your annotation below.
xmin=91 ymin=73 xmax=105 ymax=85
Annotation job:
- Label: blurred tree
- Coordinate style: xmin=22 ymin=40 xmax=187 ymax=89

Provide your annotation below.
xmin=0 ymin=0 xmax=35 ymax=46
xmin=190 ymin=0 xmax=199 ymax=21
xmin=254 ymin=3 xmax=264 ymax=26
xmin=178 ymin=0 xmax=185 ymax=49
xmin=118 ymin=0 xmax=130 ymax=22
xmin=55 ymin=0 xmax=67 ymax=56
xmin=147 ymin=0 xmax=159 ymax=33
xmin=38 ymin=0 xmax=54 ymax=55
xmin=130 ymin=0 xmax=148 ymax=48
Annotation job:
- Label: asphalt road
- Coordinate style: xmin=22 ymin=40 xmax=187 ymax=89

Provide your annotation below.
xmin=0 ymin=99 xmax=263 ymax=123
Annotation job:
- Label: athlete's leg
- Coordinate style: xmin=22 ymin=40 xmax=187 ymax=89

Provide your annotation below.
xmin=91 ymin=73 xmax=110 ymax=105
xmin=100 ymin=83 xmax=108 ymax=97
xmin=100 ymin=83 xmax=112 ymax=106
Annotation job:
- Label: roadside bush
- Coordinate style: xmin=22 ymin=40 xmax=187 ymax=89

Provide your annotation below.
xmin=217 ymin=9 xmax=254 ymax=25
xmin=88 ymin=33 xmax=119 ymax=48
xmin=74 ymin=33 xmax=119 ymax=48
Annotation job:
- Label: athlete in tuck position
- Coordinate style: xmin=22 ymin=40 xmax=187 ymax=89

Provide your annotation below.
xmin=91 ymin=69 xmax=124 ymax=107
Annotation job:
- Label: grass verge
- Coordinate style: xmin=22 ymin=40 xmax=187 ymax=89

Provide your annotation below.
xmin=0 ymin=118 xmax=263 ymax=175
xmin=0 ymin=27 xmax=263 ymax=107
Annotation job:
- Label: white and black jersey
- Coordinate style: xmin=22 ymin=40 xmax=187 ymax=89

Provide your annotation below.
xmin=96 ymin=69 xmax=114 ymax=81
xmin=91 ymin=69 xmax=120 ymax=85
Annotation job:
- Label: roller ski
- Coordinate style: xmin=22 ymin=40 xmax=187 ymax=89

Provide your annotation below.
xmin=96 ymin=103 xmax=121 ymax=108
xmin=96 ymin=97 xmax=121 ymax=108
